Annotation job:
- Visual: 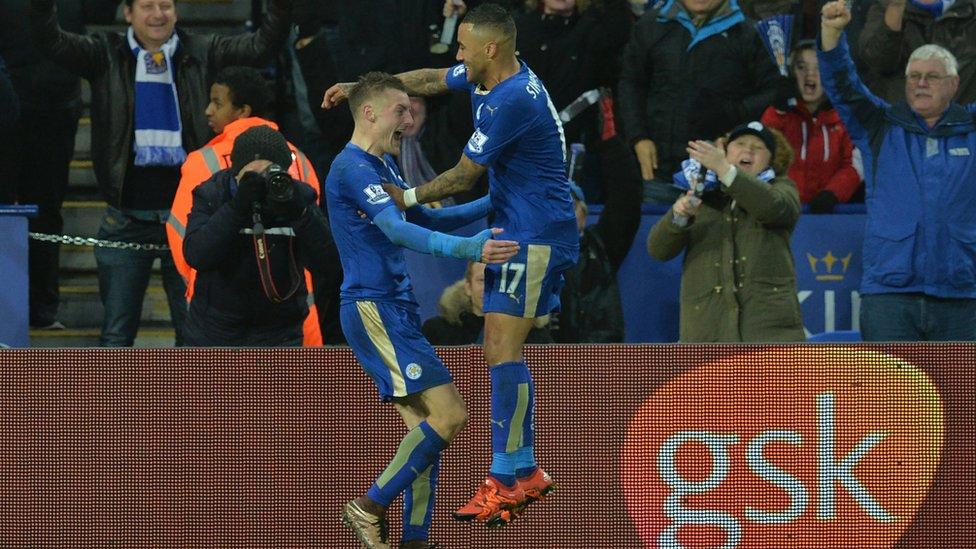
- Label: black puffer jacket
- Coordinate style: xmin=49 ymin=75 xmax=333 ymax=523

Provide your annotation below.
xmin=617 ymin=0 xmax=782 ymax=177
xmin=514 ymin=0 xmax=633 ymax=144
xmin=29 ymin=0 xmax=292 ymax=208
xmin=182 ymin=169 xmax=335 ymax=346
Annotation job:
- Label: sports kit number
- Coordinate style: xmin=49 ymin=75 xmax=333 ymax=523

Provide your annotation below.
xmin=499 ymin=262 xmax=526 ymax=295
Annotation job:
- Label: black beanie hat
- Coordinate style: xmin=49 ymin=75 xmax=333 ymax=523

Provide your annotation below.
xmin=230 ymin=126 xmax=293 ymax=175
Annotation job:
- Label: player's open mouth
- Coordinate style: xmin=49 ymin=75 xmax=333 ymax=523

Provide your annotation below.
xmin=738 ymin=158 xmax=754 ymax=168
xmin=803 ymin=80 xmax=817 ymax=94
xmin=393 ymin=130 xmax=403 ymax=140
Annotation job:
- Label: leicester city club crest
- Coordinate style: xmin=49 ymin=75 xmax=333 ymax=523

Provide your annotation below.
xmin=144 ymin=51 xmax=167 ymax=75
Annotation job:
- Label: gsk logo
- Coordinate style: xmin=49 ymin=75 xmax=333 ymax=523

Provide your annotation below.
xmin=621 ymin=349 xmax=944 ymax=548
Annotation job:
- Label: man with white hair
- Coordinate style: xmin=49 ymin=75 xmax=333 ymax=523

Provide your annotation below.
xmin=819 ymin=0 xmax=976 ymax=341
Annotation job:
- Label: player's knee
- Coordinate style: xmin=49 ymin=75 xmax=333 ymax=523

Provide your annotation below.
xmin=483 ymin=340 xmax=519 ymax=366
xmin=431 ymin=397 xmax=468 ymax=442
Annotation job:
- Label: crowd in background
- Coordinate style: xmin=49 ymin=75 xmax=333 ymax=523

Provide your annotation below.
xmin=1 ymin=0 xmax=975 ymax=345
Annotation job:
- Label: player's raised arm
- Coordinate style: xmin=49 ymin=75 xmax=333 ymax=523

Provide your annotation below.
xmin=385 ymin=154 xmax=486 ymax=210
xmin=321 ymin=81 xmax=354 ymax=109
xmin=395 ymin=68 xmax=451 ymax=97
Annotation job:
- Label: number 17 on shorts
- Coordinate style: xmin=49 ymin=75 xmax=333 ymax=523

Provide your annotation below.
xmin=482 ymin=243 xmax=577 ymax=318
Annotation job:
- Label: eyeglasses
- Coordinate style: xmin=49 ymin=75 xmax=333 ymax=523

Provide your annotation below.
xmin=907 ymin=72 xmax=952 ymax=84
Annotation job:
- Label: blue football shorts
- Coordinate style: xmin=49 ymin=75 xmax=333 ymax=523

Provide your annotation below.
xmin=340 ymin=300 xmax=453 ymax=401
xmin=483 ymin=242 xmax=578 ymax=318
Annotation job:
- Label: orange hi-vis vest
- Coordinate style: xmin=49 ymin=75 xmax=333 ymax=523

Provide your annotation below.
xmin=167 ymin=117 xmax=323 ymax=346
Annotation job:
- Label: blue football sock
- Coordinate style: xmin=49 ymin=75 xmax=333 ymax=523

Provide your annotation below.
xmin=490 ymin=450 xmax=518 ymax=487
xmin=367 ymin=421 xmax=447 ymax=507
xmin=402 ymin=454 xmax=440 ymax=542
xmin=515 ymin=374 xmax=537 ymax=479
xmin=514 ymin=445 xmax=538 ymax=480
xmin=489 ymin=361 xmax=533 ymax=486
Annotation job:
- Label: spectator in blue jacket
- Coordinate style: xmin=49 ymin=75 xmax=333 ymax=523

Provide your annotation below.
xmin=819 ymin=0 xmax=976 ymax=341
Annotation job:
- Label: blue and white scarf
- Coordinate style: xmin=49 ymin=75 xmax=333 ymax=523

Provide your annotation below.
xmin=128 ymin=28 xmax=186 ymax=166
xmin=673 ymin=158 xmax=775 ymax=193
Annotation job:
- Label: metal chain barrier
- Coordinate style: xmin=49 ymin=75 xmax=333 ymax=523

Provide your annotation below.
xmin=29 ymin=232 xmax=170 ymax=251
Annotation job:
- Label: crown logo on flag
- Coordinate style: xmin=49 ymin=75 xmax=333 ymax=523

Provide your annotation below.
xmin=807 ymin=251 xmax=852 ymax=281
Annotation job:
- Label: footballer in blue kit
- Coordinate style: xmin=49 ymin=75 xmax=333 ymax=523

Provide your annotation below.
xmin=324 ymin=72 xmax=519 ymax=549
xmin=323 ymin=2 xmax=576 ymax=531
xmin=444 ymin=58 xmax=580 ymax=321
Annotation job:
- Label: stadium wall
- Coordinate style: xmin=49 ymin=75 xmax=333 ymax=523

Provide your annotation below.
xmin=0 ymin=344 xmax=971 ymax=548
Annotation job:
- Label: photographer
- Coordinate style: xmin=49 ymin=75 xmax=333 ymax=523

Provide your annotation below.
xmin=182 ymin=126 xmax=334 ymax=347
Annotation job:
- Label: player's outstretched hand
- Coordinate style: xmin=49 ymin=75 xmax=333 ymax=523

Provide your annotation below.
xmin=478 ymin=228 xmax=519 ymax=264
xmin=382 ymin=183 xmax=407 ymax=209
xmin=321 ymin=82 xmax=354 ymax=109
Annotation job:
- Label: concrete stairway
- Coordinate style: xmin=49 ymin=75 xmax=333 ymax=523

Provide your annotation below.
xmin=29 ymin=0 xmax=255 ymax=348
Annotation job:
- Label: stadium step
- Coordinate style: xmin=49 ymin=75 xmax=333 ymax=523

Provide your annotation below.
xmin=60 ymin=200 xmax=107 ymax=272
xmin=29 ymin=321 xmax=177 ymax=348
xmin=57 ymin=272 xmax=175 ymax=328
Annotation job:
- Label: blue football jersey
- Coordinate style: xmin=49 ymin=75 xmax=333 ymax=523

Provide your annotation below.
xmin=445 ymin=62 xmax=578 ymax=248
xmin=325 ymin=142 xmax=416 ymax=303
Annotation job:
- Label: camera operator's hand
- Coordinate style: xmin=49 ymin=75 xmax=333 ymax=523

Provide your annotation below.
xmin=233 ymin=163 xmax=271 ymax=218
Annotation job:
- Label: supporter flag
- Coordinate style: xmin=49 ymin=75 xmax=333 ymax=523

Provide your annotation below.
xmin=757 ymin=14 xmax=793 ymax=76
